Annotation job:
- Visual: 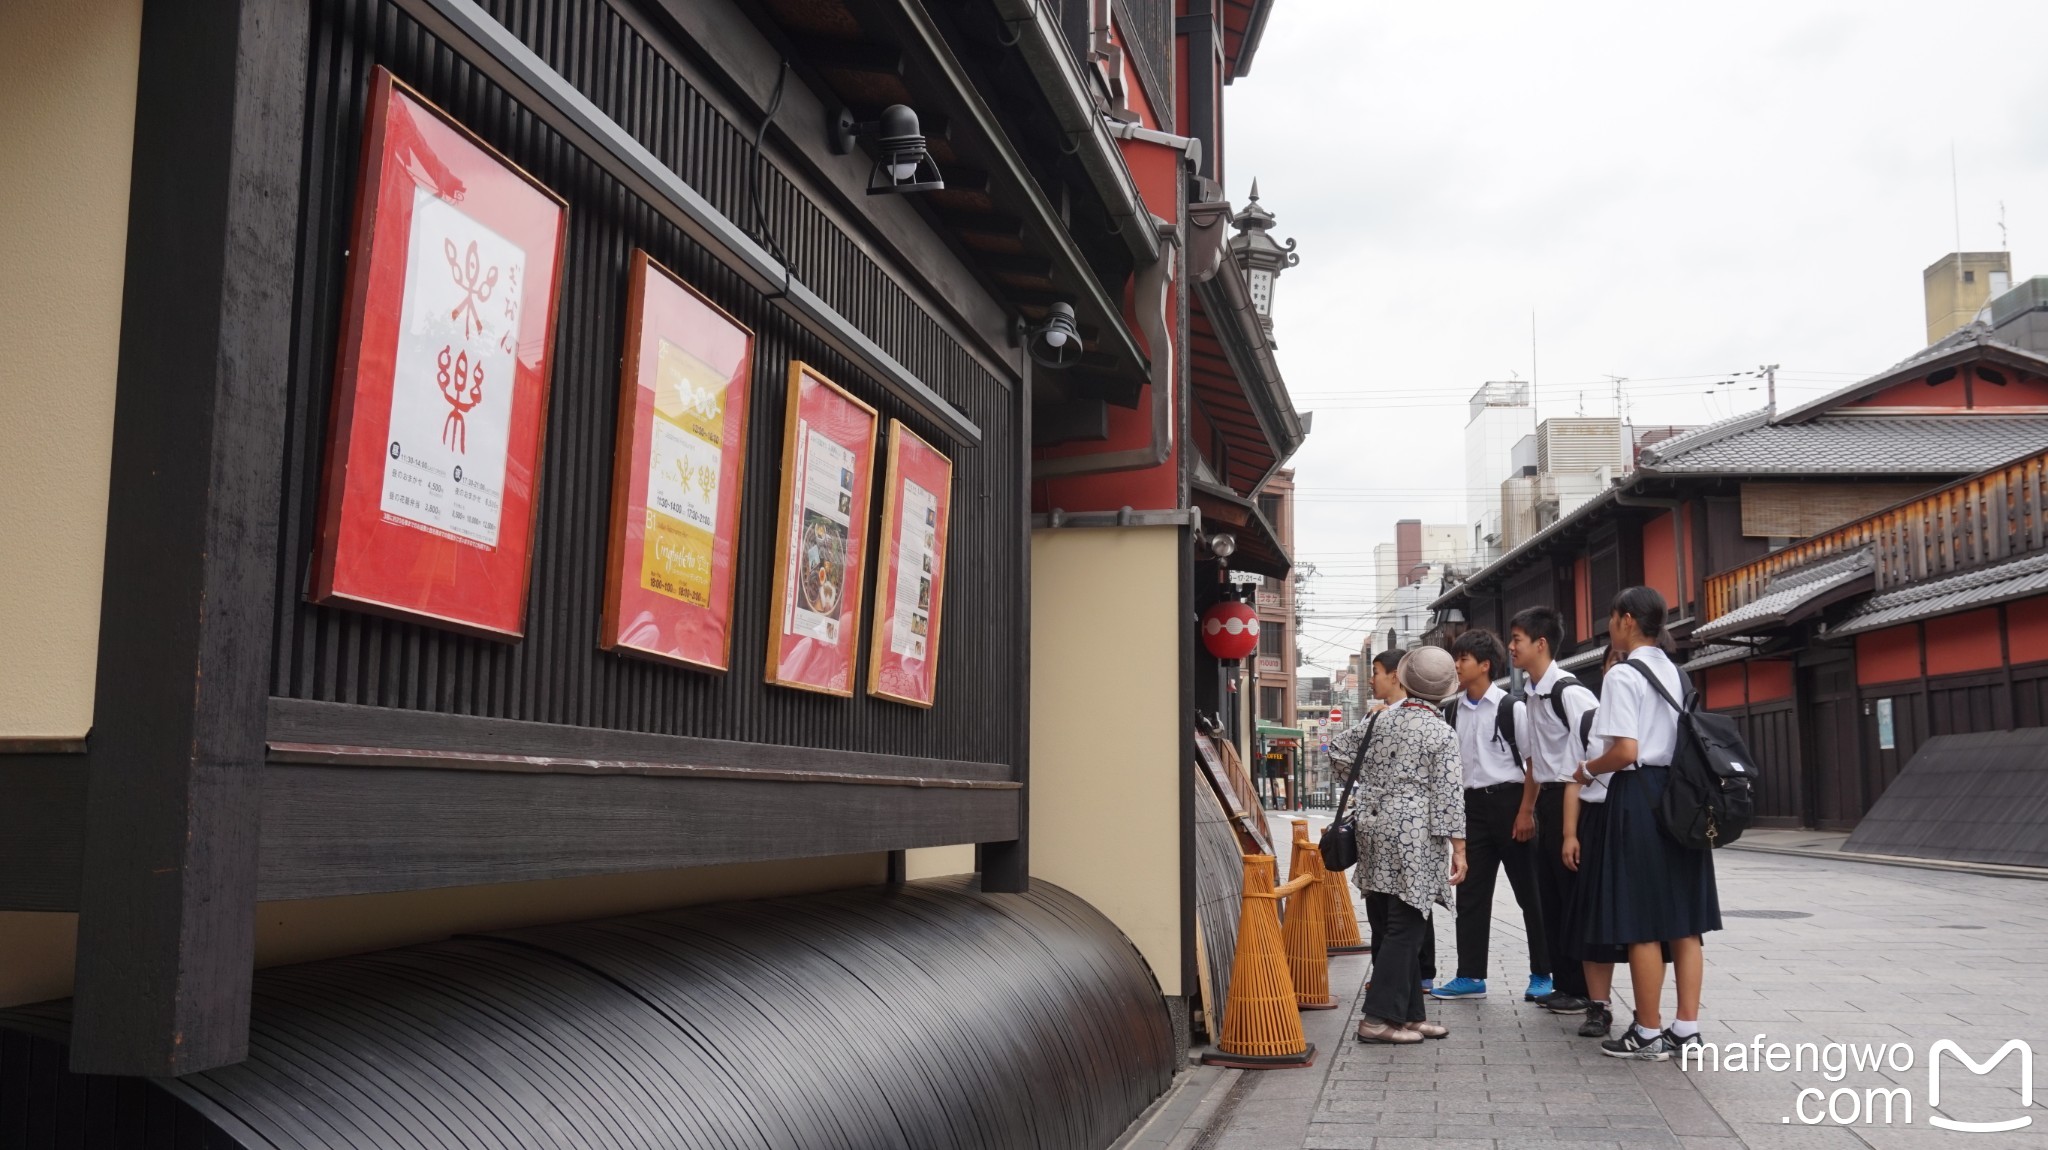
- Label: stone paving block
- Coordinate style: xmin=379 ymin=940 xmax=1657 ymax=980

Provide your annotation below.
xmin=1181 ymin=848 xmax=2047 ymax=1149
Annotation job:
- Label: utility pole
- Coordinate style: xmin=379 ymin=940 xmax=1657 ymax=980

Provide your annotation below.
xmin=1761 ymin=363 xmax=1780 ymax=417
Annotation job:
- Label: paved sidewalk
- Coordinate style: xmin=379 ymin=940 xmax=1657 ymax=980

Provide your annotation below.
xmin=1145 ymin=817 xmax=2048 ymax=1149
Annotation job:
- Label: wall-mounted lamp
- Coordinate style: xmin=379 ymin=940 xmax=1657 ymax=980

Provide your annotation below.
xmin=1014 ymin=301 xmax=1085 ymax=368
xmin=1206 ymin=533 xmax=1238 ymax=560
xmin=831 ymin=104 xmax=944 ymax=195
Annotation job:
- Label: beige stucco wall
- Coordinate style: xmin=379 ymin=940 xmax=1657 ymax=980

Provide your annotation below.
xmin=903 ymin=844 xmax=976 ymax=879
xmin=1029 ymin=526 xmax=1182 ymax=994
xmin=0 ymin=852 xmax=888 ymax=1009
xmin=0 ymin=0 xmax=142 ymax=741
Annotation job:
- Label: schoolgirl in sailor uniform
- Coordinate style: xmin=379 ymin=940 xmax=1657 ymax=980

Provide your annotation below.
xmin=1575 ymin=587 xmax=1721 ymax=1060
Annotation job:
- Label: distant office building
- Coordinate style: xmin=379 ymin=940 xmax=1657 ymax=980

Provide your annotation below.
xmin=1466 ymin=381 xmax=1536 ymax=565
xmin=1925 ymin=251 xmax=2011 ymax=346
xmin=1372 ymin=519 xmax=1465 ymax=640
xmin=1499 ymin=417 xmax=1631 ymax=549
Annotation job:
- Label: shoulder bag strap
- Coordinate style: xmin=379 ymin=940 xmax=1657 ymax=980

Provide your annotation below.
xmin=1622 ymin=657 xmax=1685 ymax=714
xmin=1332 ymin=713 xmax=1382 ymax=822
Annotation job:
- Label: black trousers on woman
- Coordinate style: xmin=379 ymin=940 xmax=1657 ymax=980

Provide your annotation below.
xmin=1363 ymin=893 xmax=1430 ymax=1024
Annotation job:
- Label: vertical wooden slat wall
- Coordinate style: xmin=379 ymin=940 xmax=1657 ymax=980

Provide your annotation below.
xmin=272 ymin=0 xmax=1021 ymax=766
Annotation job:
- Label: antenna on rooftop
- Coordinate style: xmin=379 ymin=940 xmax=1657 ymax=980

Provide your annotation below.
xmin=2000 ymin=201 xmax=2009 ymax=250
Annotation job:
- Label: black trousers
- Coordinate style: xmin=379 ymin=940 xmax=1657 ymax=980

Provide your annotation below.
xmin=1534 ymin=785 xmax=1591 ymax=997
xmin=1365 ymin=886 xmax=1435 ymax=979
xmin=1363 ymin=893 xmax=1430 ymax=1024
xmin=1454 ymin=785 xmax=1547 ymax=981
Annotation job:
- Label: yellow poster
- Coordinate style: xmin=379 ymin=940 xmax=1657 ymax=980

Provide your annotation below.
xmin=640 ymin=338 xmax=727 ymax=605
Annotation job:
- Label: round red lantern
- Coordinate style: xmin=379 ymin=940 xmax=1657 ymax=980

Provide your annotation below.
xmin=1200 ymin=600 xmax=1261 ymax=661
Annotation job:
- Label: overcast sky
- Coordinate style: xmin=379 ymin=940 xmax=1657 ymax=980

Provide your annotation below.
xmin=1221 ymin=0 xmax=2048 ymax=672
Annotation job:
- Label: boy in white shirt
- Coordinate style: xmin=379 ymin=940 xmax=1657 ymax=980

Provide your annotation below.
xmin=1506 ymin=607 xmax=1597 ymax=1016
xmin=1428 ymin=629 xmax=1550 ymax=1003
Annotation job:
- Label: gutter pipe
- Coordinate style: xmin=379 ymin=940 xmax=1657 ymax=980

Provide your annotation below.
xmin=990 ymin=0 xmax=1161 ymax=266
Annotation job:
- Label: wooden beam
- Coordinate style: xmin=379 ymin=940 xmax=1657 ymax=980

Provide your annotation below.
xmin=254 ymin=764 xmax=1018 ymax=900
xmin=974 ymin=250 xmax=1053 ymax=276
xmin=68 ymin=0 xmax=306 ymax=1076
xmin=792 ymin=36 xmax=903 ymax=76
xmin=938 ymin=208 xmax=1025 ymax=240
xmin=269 ymin=699 xmax=1012 ymax=785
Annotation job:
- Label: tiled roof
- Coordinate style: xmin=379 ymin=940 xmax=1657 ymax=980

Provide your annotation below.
xmin=1828 ymin=552 xmax=2048 ymax=637
xmin=1644 ymin=415 xmax=2048 ymax=476
xmin=1557 ymin=645 xmax=1609 ymax=672
xmin=1775 ymin=325 xmax=2048 ymax=424
xmin=1635 ymin=408 xmax=1771 ymax=468
xmin=1680 ymin=644 xmax=1753 ymax=673
xmin=1693 ymin=551 xmax=1874 ymax=641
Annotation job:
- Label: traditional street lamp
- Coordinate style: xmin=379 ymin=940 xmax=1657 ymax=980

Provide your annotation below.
xmin=1228 ymin=180 xmax=1300 ymax=342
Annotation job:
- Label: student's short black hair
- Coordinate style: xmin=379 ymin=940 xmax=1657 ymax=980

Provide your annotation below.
xmin=1448 ymin=629 xmax=1507 ymax=680
xmin=1509 ymin=606 xmax=1565 ymax=657
xmin=1611 ymin=586 xmax=1668 ymax=639
xmin=1371 ymin=648 xmax=1404 ymax=676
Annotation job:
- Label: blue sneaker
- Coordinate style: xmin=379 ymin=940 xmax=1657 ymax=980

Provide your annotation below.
xmin=1429 ymin=977 xmax=1487 ymax=1000
xmin=1525 ymin=975 xmax=1554 ymax=1002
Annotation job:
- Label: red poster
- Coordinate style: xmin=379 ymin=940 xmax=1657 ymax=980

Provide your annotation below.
xmin=310 ymin=68 xmax=567 ymax=638
xmin=766 ymin=363 xmax=879 ymax=695
xmin=600 ymin=251 xmax=754 ymax=671
xmin=868 ymin=422 xmax=953 ymax=707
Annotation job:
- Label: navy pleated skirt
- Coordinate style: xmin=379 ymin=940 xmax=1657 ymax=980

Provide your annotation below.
xmin=1584 ymin=767 xmax=1721 ymax=946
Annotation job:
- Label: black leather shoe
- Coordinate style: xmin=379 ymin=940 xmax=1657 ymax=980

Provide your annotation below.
xmin=1542 ymin=993 xmax=1592 ymax=1015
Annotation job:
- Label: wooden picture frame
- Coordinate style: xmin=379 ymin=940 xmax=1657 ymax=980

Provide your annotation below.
xmin=765 ymin=362 xmax=880 ymax=695
xmin=599 ymin=250 xmax=755 ymax=671
xmin=867 ymin=421 xmax=954 ymax=707
xmin=310 ymin=66 xmax=569 ymax=638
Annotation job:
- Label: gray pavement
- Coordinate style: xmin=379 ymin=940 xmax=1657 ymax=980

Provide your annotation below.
xmin=1126 ymin=813 xmax=2048 ymax=1149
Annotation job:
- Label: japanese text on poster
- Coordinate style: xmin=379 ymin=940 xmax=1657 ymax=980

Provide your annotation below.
xmin=379 ymin=186 xmax=526 ymax=547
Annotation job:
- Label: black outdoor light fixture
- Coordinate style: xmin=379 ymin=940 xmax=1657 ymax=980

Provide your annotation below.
xmin=831 ymin=104 xmax=944 ymax=195
xmin=1016 ymin=301 xmax=1085 ymax=368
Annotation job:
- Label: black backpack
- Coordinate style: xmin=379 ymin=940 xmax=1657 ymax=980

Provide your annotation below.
xmin=1442 ymin=691 xmax=1524 ymax=765
xmin=1622 ymin=658 xmax=1758 ymax=849
xmin=1536 ymin=673 xmax=1599 ymax=761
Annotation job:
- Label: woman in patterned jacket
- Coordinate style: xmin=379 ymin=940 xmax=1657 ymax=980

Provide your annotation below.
xmin=1330 ymin=645 xmax=1468 ymax=1044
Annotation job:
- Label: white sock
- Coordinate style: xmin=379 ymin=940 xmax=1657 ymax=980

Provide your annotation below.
xmin=1634 ymin=1024 xmax=1661 ymax=1041
xmin=1670 ymin=1019 xmax=1700 ymax=1038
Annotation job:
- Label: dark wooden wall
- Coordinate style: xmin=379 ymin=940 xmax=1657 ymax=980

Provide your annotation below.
xmin=274 ymin=0 xmax=1024 ymax=765
xmin=1707 ymin=701 xmax=1801 ymax=825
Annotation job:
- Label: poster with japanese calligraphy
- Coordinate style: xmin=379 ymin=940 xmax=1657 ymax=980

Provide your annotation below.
xmin=310 ymin=68 xmax=567 ymax=637
xmin=765 ymin=362 xmax=879 ymax=696
xmin=868 ymin=422 xmax=952 ymax=707
xmin=600 ymin=251 xmax=754 ymax=671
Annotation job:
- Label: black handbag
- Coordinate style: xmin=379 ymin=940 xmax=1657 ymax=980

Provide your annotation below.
xmin=1318 ymin=713 xmax=1381 ymax=873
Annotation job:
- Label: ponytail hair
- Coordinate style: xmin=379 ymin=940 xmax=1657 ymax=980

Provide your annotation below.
xmin=1610 ymin=585 xmax=1668 ymax=640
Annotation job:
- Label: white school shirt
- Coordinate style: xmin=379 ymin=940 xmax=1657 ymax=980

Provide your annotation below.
xmin=1455 ymin=683 xmax=1527 ymax=789
xmin=1589 ymin=645 xmax=1684 ymax=770
xmin=1523 ymin=661 xmax=1600 ymax=785
xmin=1576 ymin=733 xmax=1612 ymax=804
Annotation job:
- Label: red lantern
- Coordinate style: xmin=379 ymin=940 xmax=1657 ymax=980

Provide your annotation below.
xmin=1201 ymin=600 xmax=1261 ymax=661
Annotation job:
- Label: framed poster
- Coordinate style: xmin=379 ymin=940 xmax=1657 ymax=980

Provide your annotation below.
xmin=765 ymin=362 xmax=879 ymax=695
xmin=867 ymin=422 xmax=953 ymax=707
xmin=310 ymin=67 xmax=568 ymax=637
xmin=600 ymin=251 xmax=755 ymax=670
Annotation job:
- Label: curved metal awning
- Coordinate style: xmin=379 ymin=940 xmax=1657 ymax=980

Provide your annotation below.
xmin=1 ymin=878 xmax=1174 ymax=1149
